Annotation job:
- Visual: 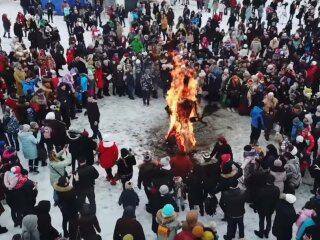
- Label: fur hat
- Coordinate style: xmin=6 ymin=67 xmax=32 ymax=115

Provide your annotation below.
xmin=160 ymin=156 xmax=170 ymax=167
xmin=311 ymin=61 xmax=317 ymax=66
xmin=125 ymin=181 xmax=133 ymax=190
xmin=159 ymin=185 xmax=169 ymax=195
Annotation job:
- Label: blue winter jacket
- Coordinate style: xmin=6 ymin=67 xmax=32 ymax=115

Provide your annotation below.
xmin=251 ymin=106 xmax=264 ymax=129
xmin=296 ymin=218 xmax=316 ymax=240
xmin=291 ymin=121 xmax=304 ymax=141
xmin=22 ymin=79 xmax=38 ymax=95
xmin=18 ymin=131 xmax=41 ymax=160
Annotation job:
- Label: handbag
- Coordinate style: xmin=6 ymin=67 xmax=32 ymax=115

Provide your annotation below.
xmin=50 ymin=164 xmax=70 ymax=179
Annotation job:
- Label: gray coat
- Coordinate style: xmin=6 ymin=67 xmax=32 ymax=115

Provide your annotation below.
xmin=22 ymin=215 xmax=40 ymax=240
xmin=284 ymin=157 xmax=301 ymax=188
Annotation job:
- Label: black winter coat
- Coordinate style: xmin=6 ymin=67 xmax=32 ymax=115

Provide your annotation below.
xmin=152 ymin=168 xmax=175 ymax=191
xmin=35 ymin=200 xmax=59 ymax=240
xmin=113 ymin=217 xmax=146 ymax=240
xmin=42 ymin=119 xmax=67 ymax=146
xmin=13 ymin=23 xmax=23 ymax=38
xmin=73 ymin=164 xmax=99 ymax=190
xmin=79 ymin=214 xmax=101 ymax=240
xmin=185 ymin=171 xmax=205 ymax=205
xmin=53 ymin=184 xmax=78 ymax=219
xmin=272 ymin=199 xmax=297 ymax=240
xmin=138 ymin=161 xmax=159 ymax=188
xmin=68 ymin=134 xmax=97 ymax=165
xmin=118 ymin=189 xmax=139 ymax=208
xmin=254 ymin=184 xmax=280 ymax=215
xmin=215 ymin=163 xmax=243 ymax=193
xmin=87 ymin=101 xmax=100 ymax=124
xmin=116 ymin=155 xmax=136 ymax=178
xmin=221 ymin=187 xmax=246 ymax=217
xmin=210 ymin=142 xmax=233 ymax=161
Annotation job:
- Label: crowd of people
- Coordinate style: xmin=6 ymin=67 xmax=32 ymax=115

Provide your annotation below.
xmin=0 ymin=0 xmax=320 ymax=239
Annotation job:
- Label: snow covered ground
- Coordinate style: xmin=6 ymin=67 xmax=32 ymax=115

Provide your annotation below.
xmin=0 ymin=0 xmax=316 ymax=239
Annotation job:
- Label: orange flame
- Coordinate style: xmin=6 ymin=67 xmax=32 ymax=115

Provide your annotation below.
xmin=166 ymin=55 xmax=198 ymax=152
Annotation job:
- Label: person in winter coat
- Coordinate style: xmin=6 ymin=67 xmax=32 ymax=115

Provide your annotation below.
xmin=141 ymin=68 xmax=153 ymax=106
xmin=291 ymin=117 xmax=304 ymax=141
xmin=117 ymin=148 xmax=136 ymax=189
xmin=153 ymin=157 xmax=175 ymax=191
xmin=253 ymin=174 xmax=280 ymax=238
xmin=118 ymin=181 xmax=139 ymax=210
xmin=14 ymin=20 xmax=23 ymax=42
xmin=78 ymin=203 xmax=101 ymax=240
xmin=210 ymin=136 xmax=233 ymax=162
xmin=156 ymin=204 xmax=181 ymax=240
xmin=73 ymin=156 xmax=99 ymax=214
xmin=284 ymin=148 xmax=302 ymax=192
xmin=18 ymin=124 xmax=41 ymax=173
xmin=220 ymin=180 xmax=246 ymax=240
xmin=98 ymin=140 xmax=118 ymax=185
xmin=21 ymin=215 xmax=40 ymax=240
xmin=53 ymin=176 xmax=78 ymax=239
xmin=113 ymin=206 xmax=146 ymax=240
xmin=4 ymin=109 xmax=20 ymax=151
xmin=48 ymin=147 xmax=71 ymax=204
xmin=131 ymin=36 xmax=144 ymax=54
xmin=138 ymin=151 xmax=160 ymax=202
xmin=185 ymin=165 xmax=205 ymax=216
xmin=150 ymin=184 xmax=179 ymax=233
xmin=270 ymin=158 xmax=287 ymax=193
xmin=34 ymin=201 xmax=59 ymax=240
xmin=14 ymin=64 xmax=26 ymax=97
xmin=272 ymin=194 xmax=297 ymax=240
xmin=250 ymin=103 xmax=265 ymax=145
xmin=2 ymin=14 xmax=11 ymax=38
xmin=86 ymin=96 xmax=102 ymax=140
xmin=250 ymin=37 xmax=262 ymax=54
xmin=45 ymin=0 xmax=55 ymax=23
xmin=94 ymin=61 xmax=104 ymax=99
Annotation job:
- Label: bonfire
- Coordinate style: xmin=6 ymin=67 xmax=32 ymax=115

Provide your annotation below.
xmin=166 ymin=54 xmax=199 ymax=153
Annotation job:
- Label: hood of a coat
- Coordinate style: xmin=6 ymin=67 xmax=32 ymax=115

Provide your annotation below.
xmin=35 ymin=200 xmax=51 ymax=214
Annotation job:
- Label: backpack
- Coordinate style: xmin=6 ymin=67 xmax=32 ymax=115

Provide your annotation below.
xmin=204 ymin=195 xmax=218 ymax=216
xmin=158 ymin=224 xmax=170 ymax=238
xmin=42 ymin=125 xmax=53 ymax=139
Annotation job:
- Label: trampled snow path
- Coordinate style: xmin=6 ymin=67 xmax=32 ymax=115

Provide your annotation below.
xmin=0 ymin=0 xmax=316 ymax=239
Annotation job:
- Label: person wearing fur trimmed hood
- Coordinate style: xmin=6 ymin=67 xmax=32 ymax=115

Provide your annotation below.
xmin=272 ymin=193 xmax=297 ymax=240
xmin=87 ymin=96 xmax=102 ymax=140
xmin=53 ymin=176 xmax=78 ymax=239
xmin=116 ymin=148 xmax=136 ymax=189
xmin=156 ymin=204 xmax=181 ymax=240
xmin=98 ymin=139 xmax=119 ymax=186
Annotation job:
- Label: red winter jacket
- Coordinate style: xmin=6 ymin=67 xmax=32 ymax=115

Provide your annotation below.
xmin=95 ymin=67 xmax=104 ymax=89
xmin=304 ymin=134 xmax=315 ymax=154
xmin=0 ymin=55 xmax=7 ymax=73
xmin=170 ymin=155 xmax=193 ymax=180
xmin=307 ymin=65 xmax=318 ymax=82
xmin=66 ymin=48 xmax=75 ymax=65
xmin=98 ymin=141 xmax=119 ymax=169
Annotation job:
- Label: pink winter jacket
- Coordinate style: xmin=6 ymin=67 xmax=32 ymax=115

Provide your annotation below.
xmin=296 ymin=208 xmax=316 ymax=232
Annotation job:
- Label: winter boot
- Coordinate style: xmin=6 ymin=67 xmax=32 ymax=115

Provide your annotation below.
xmin=0 ymin=226 xmax=8 ymax=234
xmin=254 ymin=230 xmax=263 ymax=238
xmin=264 ymin=230 xmax=269 ymax=238
xmin=8 ymin=33 xmax=11 ymax=38
xmin=41 ymin=160 xmax=47 ymax=167
xmin=3 ymin=33 xmax=6 ymax=38
xmin=110 ymin=177 xmax=116 ymax=186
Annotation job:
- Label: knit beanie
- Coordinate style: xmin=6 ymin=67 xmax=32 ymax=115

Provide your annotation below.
xmin=162 ymin=204 xmax=174 ymax=218
xmin=122 ymin=234 xmax=134 ymax=240
xmin=274 ymin=159 xmax=282 ymax=167
xmin=202 ymin=231 xmax=214 ymax=240
xmin=159 ymin=185 xmax=169 ymax=195
xmin=192 ymin=225 xmax=204 ymax=238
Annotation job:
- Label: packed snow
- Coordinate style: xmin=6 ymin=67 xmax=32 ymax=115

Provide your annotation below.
xmin=0 ymin=0 xmax=316 ymax=239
